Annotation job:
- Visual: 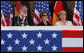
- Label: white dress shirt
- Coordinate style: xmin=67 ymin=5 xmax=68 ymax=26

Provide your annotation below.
xmin=20 ymin=16 xmax=26 ymax=22
xmin=55 ymin=21 xmax=73 ymax=26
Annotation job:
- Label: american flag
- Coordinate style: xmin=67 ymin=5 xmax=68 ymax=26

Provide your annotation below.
xmin=73 ymin=1 xmax=83 ymax=26
xmin=1 ymin=30 xmax=83 ymax=52
xmin=1 ymin=1 xmax=13 ymax=26
xmin=33 ymin=1 xmax=52 ymax=25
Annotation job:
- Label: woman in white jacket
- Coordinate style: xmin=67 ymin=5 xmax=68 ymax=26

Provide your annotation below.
xmin=55 ymin=11 xmax=73 ymax=26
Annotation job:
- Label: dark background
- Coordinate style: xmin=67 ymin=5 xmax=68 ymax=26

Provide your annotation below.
xmin=11 ymin=1 xmax=75 ymax=22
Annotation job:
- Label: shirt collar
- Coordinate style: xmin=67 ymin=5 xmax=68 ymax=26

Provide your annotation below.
xmin=60 ymin=21 xmax=67 ymax=25
xmin=19 ymin=15 xmax=26 ymax=21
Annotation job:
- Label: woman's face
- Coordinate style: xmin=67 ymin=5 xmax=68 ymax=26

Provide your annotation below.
xmin=41 ymin=13 xmax=48 ymax=20
xmin=59 ymin=12 xmax=66 ymax=21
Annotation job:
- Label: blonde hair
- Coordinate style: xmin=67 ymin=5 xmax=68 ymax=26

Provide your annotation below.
xmin=57 ymin=11 xmax=67 ymax=18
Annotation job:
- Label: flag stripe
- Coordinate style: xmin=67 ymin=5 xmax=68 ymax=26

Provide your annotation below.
xmin=35 ymin=9 xmax=40 ymax=18
xmin=10 ymin=14 xmax=13 ymax=26
xmin=62 ymin=30 xmax=83 ymax=38
xmin=54 ymin=1 xmax=64 ymax=15
xmin=33 ymin=22 xmax=37 ymax=26
xmin=79 ymin=18 xmax=82 ymax=26
xmin=1 ymin=19 xmax=5 ymax=26
xmin=1 ymin=10 xmax=6 ymax=26
xmin=73 ymin=16 xmax=79 ymax=25
xmin=33 ymin=17 xmax=39 ymax=25
xmin=74 ymin=8 xmax=80 ymax=17
xmin=62 ymin=47 xmax=83 ymax=52
xmin=48 ymin=17 xmax=52 ymax=24
xmin=73 ymin=20 xmax=78 ymax=25
xmin=7 ymin=14 xmax=10 ymax=26
xmin=34 ymin=13 xmax=41 ymax=23
xmin=74 ymin=12 xmax=80 ymax=21
xmin=62 ymin=38 xmax=83 ymax=47
xmin=52 ymin=12 xmax=59 ymax=25
xmin=1 ymin=14 xmax=5 ymax=26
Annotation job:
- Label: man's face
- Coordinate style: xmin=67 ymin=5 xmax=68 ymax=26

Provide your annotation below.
xmin=20 ymin=6 xmax=28 ymax=17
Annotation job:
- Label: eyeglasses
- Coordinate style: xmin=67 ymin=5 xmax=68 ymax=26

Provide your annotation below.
xmin=42 ymin=15 xmax=48 ymax=17
xmin=60 ymin=15 xmax=66 ymax=17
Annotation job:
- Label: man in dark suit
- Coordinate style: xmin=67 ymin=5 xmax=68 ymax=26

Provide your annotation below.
xmin=12 ymin=5 xmax=33 ymax=26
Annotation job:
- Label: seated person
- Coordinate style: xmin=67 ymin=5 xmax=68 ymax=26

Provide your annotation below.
xmin=12 ymin=5 xmax=33 ymax=26
xmin=55 ymin=11 xmax=73 ymax=26
xmin=37 ymin=11 xmax=51 ymax=26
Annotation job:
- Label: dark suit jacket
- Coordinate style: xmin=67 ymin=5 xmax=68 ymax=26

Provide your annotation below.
xmin=37 ymin=21 xmax=51 ymax=26
xmin=12 ymin=16 xmax=33 ymax=26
